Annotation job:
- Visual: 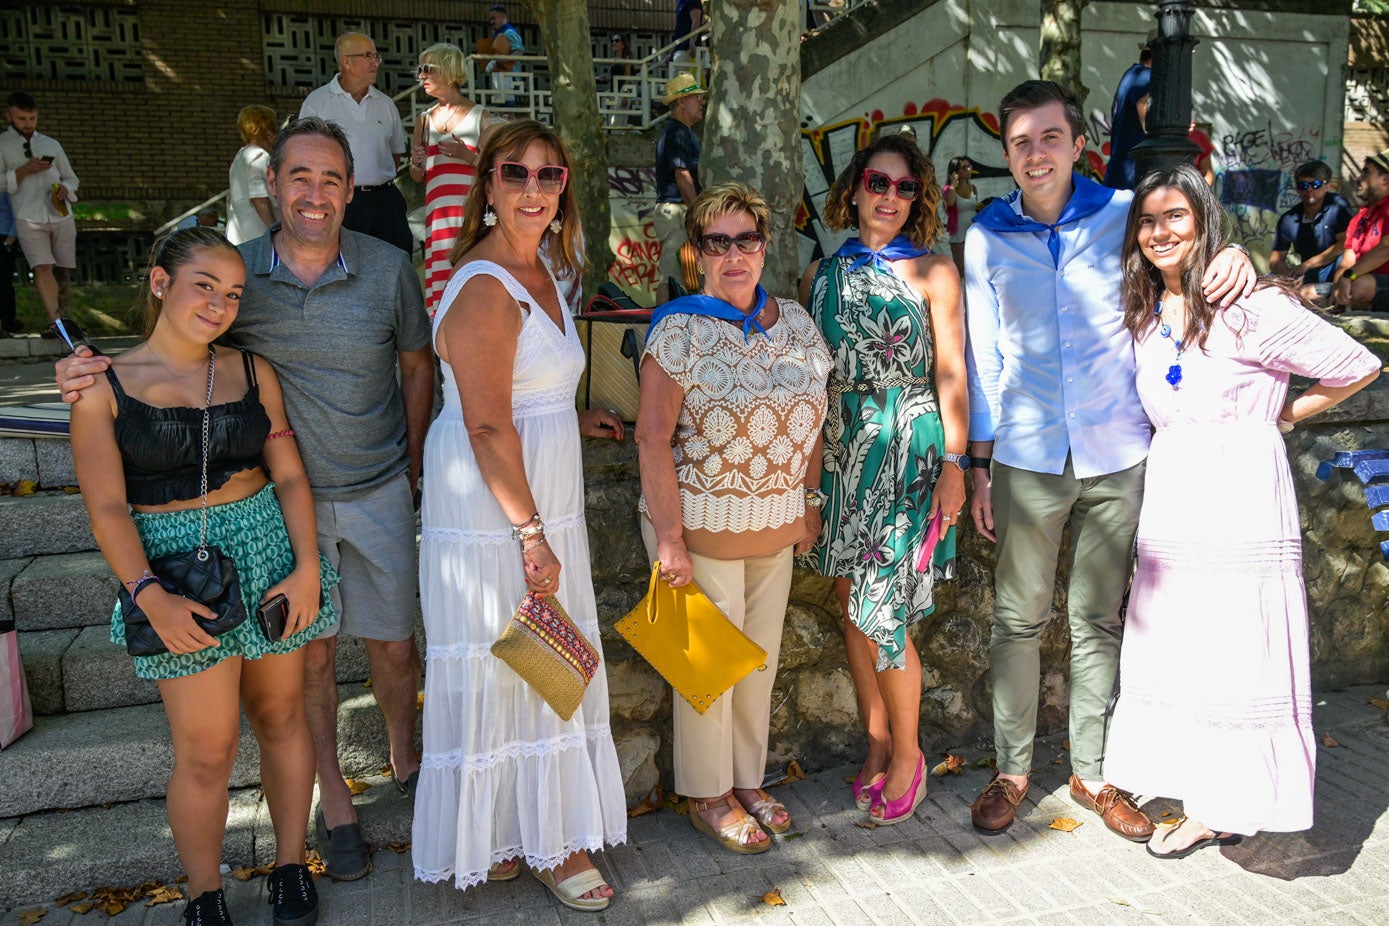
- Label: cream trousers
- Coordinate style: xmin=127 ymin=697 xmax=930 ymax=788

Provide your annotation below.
xmin=641 ymin=519 xmax=793 ymax=797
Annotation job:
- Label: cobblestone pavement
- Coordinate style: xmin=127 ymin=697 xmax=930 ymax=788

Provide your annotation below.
xmin=4 ymin=686 xmax=1386 ymax=926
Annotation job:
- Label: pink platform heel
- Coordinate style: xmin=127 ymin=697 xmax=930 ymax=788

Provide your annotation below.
xmin=852 ymin=772 xmax=886 ymax=812
xmin=870 ymin=752 xmax=927 ymax=825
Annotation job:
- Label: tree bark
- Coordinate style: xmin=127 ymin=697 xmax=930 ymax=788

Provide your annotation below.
xmin=1039 ymin=0 xmax=1089 ymax=107
xmin=700 ymin=0 xmax=803 ymax=298
xmin=523 ymin=0 xmax=614 ymax=299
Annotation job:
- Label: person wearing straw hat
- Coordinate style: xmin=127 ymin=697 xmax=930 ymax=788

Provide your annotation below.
xmin=653 ymin=74 xmax=707 ymax=304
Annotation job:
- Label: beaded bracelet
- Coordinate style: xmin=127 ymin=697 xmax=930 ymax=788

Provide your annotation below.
xmin=521 ymin=531 xmax=547 ymax=553
xmin=129 ymin=574 xmax=161 ymax=603
xmin=268 ymin=428 xmax=296 ymax=440
xmin=512 ymin=513 xmax=545 ymax=542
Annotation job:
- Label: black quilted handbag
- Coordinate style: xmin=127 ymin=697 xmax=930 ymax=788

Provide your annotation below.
xmin=117 ymin=347 xmax=248 ymax=657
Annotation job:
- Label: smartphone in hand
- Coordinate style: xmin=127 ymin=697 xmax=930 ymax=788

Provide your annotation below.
xmin=257 ymin=594 xmax=289 ymax=641
xmin=53 ymin=318 xmax=103 ymax=356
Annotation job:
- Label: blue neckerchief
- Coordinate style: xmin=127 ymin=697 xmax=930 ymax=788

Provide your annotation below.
xmin=972 ymin=172 xmax=1116 ymax=267
xmin=648 ymin=285 xmax=770 ymax=344
xmin=834 ymin=235 xmax=930 ymax=273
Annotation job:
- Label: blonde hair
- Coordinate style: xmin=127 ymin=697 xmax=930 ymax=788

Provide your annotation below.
xmin=236 ymin=105 xmax=277 ymax=147
xmin=449 ymin=120 xmax=583 ymax=279
xmin=684 ymin=182 xmax=771 ymax=245
xmin=420 ymin=42 xmax=468 ymax=90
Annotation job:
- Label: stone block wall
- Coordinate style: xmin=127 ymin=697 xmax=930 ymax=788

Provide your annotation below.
xmin=587 ymin=379 xmax=1389 ymax=785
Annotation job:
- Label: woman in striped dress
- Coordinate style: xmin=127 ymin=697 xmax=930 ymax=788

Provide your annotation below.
xmin=409 ymin=42 xmax=502 ymax=316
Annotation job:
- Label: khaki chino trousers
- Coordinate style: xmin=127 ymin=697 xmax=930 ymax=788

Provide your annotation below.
xmin=641 ymin=519 xmax=793 ymax=798
xmin=989 ymin=457 xmax=1144 ymax=780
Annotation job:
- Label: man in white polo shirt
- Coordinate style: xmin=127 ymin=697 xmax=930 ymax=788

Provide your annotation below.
xmin=300 ymin=33 xmax=413 ymax=254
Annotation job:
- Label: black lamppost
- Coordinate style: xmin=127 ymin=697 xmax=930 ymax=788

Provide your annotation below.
xmin=1130 ymin=0 xmax=1200 ymax=179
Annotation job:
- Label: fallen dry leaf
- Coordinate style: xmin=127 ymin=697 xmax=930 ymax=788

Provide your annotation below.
xmin=1062 ymin=738 xmax=1071 ymax=751
xmin=14 ymin=480 xmax=38 ymax=497
xmin=1321 ymin=733 xmax=1341 ymax=748
xmin=761 ymin=888 xmax=787 ymax=907
xmin=17 ymin=909 xmax=45 ymax=925
xmin=972 ymin=756 xmax=997 ymax=770
xmin=345 ymin=777 xmax=371 ymax=795
xmin=1107 ymin=897 xmax=1131 ymax=907
xmin=783 ymin=831 xmax=805 ymax=841
xmin=98 ymin=900 xmax=125 ymax=916
xmin=145 ymin=885 xmax=184 ymax=907
xmin=62 ymin=485 xmax=81 ymax=494
xmin=306 ymin=849 xmax=328 ymax=877
xmin=1368 ymin=697 xmax=1389 ymax=712
xmin=69 ymin=901 xmax=95 ymax=914
xmin=1050 ymin=757 xmax=1064 ymax=765
xmin=54 ymin=892 xmax=88 ymax=906
xmin=666 ymin=793 xmax=689 ymax=815
xmin=231 ymin=864 xmax=273 ymax=881
xmin=1049 ymin=817 xmax=1083 ymax=832
xmin=853 ymin=820 xmax=878 ymax=829
xmin=932 ymin=753 xmax=966 ymax=777
xmin=363 ymin=678 xmax=373 ymax=688
xmin=388 ymin=842 xmax=411 ymax=853
xmin=784 ymin=759 xmax=806 ymax=782
xmin=379 ymin=763 xmax=393 ymax=776
xmin=417 ymin=691 xmax=424 ymax=712
xmin=842 ymin=774 xmax=855 ymax=784
xmin=627 ymin=785 xmax=664 ymax=818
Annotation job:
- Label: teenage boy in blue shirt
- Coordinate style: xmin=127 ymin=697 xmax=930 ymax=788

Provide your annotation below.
xmin=964 ymin=80 xmax=1255 ymax=840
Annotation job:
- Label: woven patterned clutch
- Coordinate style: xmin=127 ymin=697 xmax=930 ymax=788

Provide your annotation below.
xmin=491 ymin=592 xmax=600 ymax=721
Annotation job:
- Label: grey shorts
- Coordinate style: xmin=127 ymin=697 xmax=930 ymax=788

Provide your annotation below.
xmin=314 ymin=472 xmax=418 ymax=642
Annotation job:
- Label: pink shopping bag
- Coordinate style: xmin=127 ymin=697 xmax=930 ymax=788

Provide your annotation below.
xmin=1 ymin=618 xmax=34 ymax=749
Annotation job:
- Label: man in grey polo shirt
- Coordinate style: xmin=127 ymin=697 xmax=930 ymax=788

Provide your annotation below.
xmin=57 ymin=118 xmax=434 ymax=881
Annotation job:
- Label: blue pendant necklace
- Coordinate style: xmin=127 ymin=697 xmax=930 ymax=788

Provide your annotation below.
xmin=1153 ymin=299 xmax=1186 ymax=388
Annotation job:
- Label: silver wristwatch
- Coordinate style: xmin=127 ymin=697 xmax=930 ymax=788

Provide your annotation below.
xmin=943 ymin=452 xmax=971 ymax=473
xmin=804 ymin=488 xmax=827 ymax=510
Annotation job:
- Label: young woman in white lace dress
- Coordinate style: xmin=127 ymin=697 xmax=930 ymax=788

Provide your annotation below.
xmin=413 ymin=120 xmax=627 ymax=911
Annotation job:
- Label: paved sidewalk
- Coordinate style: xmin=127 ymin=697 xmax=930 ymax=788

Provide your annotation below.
xmin=4 ymin=686 xmax=1386 ymax=926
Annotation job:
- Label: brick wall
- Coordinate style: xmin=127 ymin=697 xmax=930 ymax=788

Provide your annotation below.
xmin=18 ymin=1 xmax=265 ymax=201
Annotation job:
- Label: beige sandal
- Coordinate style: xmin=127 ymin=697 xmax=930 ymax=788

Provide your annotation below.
xmin=531 ymin=866 xmax=612 ymax=911
xmin=487 ymin=858 xmax=520 ymax=881
xmin=740 ymin=788 xmax=792 ymax=834
xmin=688 ymin=795 xmax=770 ymax=854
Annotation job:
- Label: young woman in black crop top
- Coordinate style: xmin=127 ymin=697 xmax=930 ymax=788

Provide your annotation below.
xmin=69 ymin=227 xmax=336 ymax=926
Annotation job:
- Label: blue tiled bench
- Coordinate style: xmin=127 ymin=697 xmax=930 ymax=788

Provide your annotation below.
xmin=1317 ymin=450 xmax=1389 ymax=560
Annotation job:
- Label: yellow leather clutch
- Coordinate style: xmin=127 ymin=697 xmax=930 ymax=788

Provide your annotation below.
xmin=614 ymin=562 xmax=767 ymax=715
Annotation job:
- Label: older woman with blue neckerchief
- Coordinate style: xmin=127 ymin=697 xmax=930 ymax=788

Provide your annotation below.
xmin=635 ymin=182 xmax=832 ymax=855
xmin=798 ymin=132 xmax=967 ymax=827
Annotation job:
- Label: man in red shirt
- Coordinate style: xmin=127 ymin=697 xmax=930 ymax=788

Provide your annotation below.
xmin=1334 ymin=149 xmax=1389 ymax=311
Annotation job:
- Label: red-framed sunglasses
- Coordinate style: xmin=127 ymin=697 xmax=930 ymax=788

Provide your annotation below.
xmin=491 ymin=161 xmax=569 ymax=193
xmin=861 ymin=168 xmax=922 ymax=201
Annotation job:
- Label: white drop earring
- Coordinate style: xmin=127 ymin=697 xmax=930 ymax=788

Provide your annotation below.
xmin=549 ymin=211 xmax=564 ymax=235
xmin=483 ymin=204 xmax=498 ymax=227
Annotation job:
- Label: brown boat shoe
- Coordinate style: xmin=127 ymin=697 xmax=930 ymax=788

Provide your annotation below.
xmin=1068 ymin=775 xmax=1155 ymax=842
xmin=971 ymin=772 xmax=1028 ymax=833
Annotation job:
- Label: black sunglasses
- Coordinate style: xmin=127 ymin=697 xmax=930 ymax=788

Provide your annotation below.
xmin=1297 ymin=179 xmax=1327 ymax=191
xmin=698 ymin=231 xmax=766 ymax=257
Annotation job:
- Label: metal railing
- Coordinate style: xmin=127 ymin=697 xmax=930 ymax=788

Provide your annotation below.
xmin=156 ymin=2 xmax=873 ymax=235
xmin=452 ymin=22 xmax=712 ymax=130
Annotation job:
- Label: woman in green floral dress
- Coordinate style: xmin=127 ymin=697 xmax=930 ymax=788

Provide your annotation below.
xmin=798 ymin=133 xmax=968 ymax=825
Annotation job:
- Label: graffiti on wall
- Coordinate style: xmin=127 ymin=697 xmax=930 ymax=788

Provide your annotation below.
xmin=607 ymin=166 xmax=662 ymax=305
xmin=1216 ymin=122 xmax=1324 ymax=254
xmin=797 ymin=99 xmax=1011 ymax=260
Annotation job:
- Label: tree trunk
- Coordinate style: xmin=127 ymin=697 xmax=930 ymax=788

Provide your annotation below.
xmin=700 ymin=0 xmax=802 ymax=298
xmin=1039 ymin=0 xmax=1089 ymax=107
xmin=524 ymin=0 xmax=614 ymax=299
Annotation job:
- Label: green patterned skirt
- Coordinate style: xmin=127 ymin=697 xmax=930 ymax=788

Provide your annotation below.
xmin=110 ymin=484 xmax=339 ymax=680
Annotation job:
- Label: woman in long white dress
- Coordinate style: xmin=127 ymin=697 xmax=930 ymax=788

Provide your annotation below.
xmin=413 ymin=120 xmax=628 ymax=911
xmin=1104 ymin=164 xmax=1379 ymax=858
xmin=226 ymin=106 xmax=277 ymax=245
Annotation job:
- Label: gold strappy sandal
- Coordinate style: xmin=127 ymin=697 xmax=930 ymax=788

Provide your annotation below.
xmin=740 ymin=788 xmax=792 ymax=834
xmin=688 ymin=795 xmax=770 ymax=854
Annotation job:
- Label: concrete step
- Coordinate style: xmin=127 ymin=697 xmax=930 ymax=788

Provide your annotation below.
xmin=0 ymin=492 xmax=95 ymax=558
xmin=16 ymin=620 xmax=423 ymax=716
xmin=9 ymin=550 xmax=119 ymax=631
xmin=0 ymin=770 xmax=415 ymax=912
xmin=0 ymin=682 xmax=405 ymax=819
